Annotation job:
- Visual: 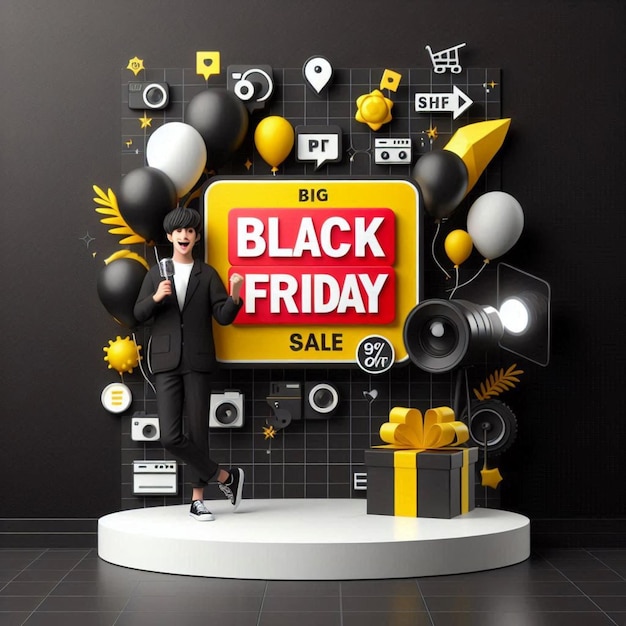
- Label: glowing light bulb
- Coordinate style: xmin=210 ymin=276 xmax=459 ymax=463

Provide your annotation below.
xmin=499 ymin=297 xmax=530 ymax=335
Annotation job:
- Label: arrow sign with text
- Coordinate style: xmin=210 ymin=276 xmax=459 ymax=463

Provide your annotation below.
xmin=414 ymin=85 xmax=473 ymax=119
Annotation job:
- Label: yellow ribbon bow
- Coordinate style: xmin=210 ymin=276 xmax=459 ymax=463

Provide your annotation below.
xmin=379 ymin=406 xmax=469 ymax=449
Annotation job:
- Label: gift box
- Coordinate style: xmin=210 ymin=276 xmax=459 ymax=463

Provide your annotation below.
xmin=365 ymin=446 xmax=478 ymax=518
xmin=365 ymin=405 xmax=478 ymax=518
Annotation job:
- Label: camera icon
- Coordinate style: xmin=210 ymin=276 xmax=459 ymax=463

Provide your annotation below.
xmin=227 ymin=65 xmax=274 ymax=112
xmin=131 ymin=415 xmax=160 ymax=441
xmin=128 ymin=82 xmax=170 ymax=110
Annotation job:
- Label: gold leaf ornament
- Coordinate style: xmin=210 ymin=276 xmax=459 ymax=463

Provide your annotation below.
xmin=93 ymin=184 xmax=145 ymax=245
xmin=473 ymin=364 xmax=523 ymax=401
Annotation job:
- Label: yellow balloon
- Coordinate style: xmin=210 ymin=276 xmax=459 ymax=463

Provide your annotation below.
xmin=444 ymin=229 xmax=473 ymax=267
xmin=254 ymin=116 xmax=294 ymax=173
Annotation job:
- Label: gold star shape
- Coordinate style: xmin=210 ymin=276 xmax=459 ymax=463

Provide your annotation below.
xmin=126 ymin=56 xmax=145 ymax=76
xmin=426 ymin=126 xmax=438 ymax=140
xmin=139 ymin=114 xmax=152 ymax=128
xmin=355 ymin=89 xmax=393 ymax=131
xmin=244 ymin=159 xmax=253 ymax=170
xmin=481 ymin=467 xmax=503 ymax=489
xmin=263 ymin=425 xmax=277 ymax=440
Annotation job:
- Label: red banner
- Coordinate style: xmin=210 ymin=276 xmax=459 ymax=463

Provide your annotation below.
xmin=228 ymin=208 xmax=395 ymax=267
xmin=229 ymin=266 xmax=396 ymax=324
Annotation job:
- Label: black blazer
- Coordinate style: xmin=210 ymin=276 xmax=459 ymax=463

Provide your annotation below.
xmin=134 ymin=261 xmax=243 ymax=374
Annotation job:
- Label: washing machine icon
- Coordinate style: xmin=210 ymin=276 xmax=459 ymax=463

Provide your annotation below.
xmin=209 ymin=390 xmax=245 ymax=428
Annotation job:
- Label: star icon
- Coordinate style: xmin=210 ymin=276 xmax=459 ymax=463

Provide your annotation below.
xmin=126 ymin=56 xmax=145 ymax=76
xmin=483 ymin=80 xmax=499 ymax=93
xmin=426 ymin=126 xmax=438 ymax=140
xmin=79 ymin=232 xmax=95 ymax=248
xmin=263 ymin=425 xmax=277 ymax=440
xmin=355 ymin=89 xmax=393 ymax=131
xmin=139 ymin=114 xmax=152 ymax=128
xmin=480 ymin=467 xmax=503 ymax=489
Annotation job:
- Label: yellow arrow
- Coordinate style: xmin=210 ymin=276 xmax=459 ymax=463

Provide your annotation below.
xmin=444 ymin=118 xmax=511 ymax=195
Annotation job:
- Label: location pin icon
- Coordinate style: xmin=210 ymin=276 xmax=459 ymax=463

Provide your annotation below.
xmin=303 ymin=56 xmax=333 ymax=95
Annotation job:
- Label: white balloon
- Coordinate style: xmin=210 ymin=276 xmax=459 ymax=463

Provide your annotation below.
xmin=146 ymin=122 xmax=207 ymax=197
xmin=466 ymin=191 xmax=524 ymax=260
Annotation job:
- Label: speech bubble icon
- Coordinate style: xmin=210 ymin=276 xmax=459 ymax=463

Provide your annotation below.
xmin=295 ymin=125 xmax=342 ymax=170
xmin=196 ymin=51 xmax=220 ymax=80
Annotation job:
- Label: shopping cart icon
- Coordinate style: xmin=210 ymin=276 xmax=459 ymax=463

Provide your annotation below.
xmin=425 ymin=43 xmax=466 ymax=74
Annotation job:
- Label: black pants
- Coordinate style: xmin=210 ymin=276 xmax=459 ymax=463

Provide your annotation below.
xmin=154 ymin=360 xmax=219 ymax=488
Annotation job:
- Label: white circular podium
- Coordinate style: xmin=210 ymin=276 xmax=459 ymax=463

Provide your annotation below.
xmin=98 ymin=499 xmax=530 ymax=580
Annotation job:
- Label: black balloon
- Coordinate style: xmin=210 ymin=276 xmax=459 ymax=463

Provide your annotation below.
xmin=117 ymin=167 xmax=177 ymax=244
xmin=185 ymin=88 xmax=249 ymax=170
xmin=411 ymin=150 xmax=468 ymax=220
xmin=97 ymin=258 xmax=147 ymax=328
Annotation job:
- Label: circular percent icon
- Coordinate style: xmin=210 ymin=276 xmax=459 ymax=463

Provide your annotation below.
xmin=303 ymin=56 xmax=333 ymax=95
xmin=356 ymin=335 xmax=395 ymax=375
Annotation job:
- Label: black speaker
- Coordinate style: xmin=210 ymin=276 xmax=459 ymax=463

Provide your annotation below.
xmin=304 ymin=382 xmax=340 ymax=419
xmin=403 ymin=299 xmax=504 ymax=373
xmin=460 ymin=399 xmax=518 ymax=455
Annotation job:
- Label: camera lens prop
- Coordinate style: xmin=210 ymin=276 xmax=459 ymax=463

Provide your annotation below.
xmin=403 ymin=299 xmax=504 ymax=374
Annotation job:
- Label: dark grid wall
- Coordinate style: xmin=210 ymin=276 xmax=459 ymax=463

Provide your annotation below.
xmin=116 ymin=63 xmax=504 ymax=509
xmin=121 ymin=67 xmax=502 ymax=177
xmin=121 ymin=365 xmax=503 ymax=510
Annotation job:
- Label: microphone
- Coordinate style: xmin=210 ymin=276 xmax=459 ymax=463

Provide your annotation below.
xmin=158 ymin=257 xmax=175 ymax=281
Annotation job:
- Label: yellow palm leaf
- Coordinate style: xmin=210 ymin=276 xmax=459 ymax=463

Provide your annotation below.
xmin=92 ymin=184 xmax=146 ymax=245
xmin=473 ymin=364 xmax=524 ymax=401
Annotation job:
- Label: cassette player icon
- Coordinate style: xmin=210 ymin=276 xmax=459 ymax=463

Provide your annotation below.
xmin=374 ymin=138 xmax=412 ymax=165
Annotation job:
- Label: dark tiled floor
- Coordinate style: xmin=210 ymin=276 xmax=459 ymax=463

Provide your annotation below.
xmin=1 ymin=548 xmax=626 ymax=625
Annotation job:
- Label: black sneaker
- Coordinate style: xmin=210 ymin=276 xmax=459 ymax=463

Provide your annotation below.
xmin=189 ymin=500 xmax=215 ymax=521
xmin=219 ymin=467 xmax=244 ymax=511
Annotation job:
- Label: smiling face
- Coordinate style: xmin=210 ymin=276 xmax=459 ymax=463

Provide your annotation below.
xmin=167 ymin=227 xmax=200 ymax=263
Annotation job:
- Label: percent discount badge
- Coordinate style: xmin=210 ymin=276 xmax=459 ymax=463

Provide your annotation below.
xmin=356 ymin=335 xmax=395 ymax=375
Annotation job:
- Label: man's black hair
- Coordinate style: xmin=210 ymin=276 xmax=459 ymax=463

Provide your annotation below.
xmin=163 ymin=207 xmax=202 ymax=234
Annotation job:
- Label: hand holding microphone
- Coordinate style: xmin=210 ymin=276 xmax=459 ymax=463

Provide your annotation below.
xmin=153 ymin=258 xmax=175 ymax=303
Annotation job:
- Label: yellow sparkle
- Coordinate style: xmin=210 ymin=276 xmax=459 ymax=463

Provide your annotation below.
xmin=263 ymin=425 xmax=277 ymax=440
xmin=126 ymin=56 xmax=145 ymax=76
xmin=426 ymin=126 xmax=438 ymax=140
xmin=244 ymin=159 xmax=253 ymax=170
xmin=139 ymin=115 xmax=152 ymax=128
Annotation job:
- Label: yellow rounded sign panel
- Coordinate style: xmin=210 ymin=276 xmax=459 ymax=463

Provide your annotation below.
xmin=204 ymin=177 xmax=422 ymax=366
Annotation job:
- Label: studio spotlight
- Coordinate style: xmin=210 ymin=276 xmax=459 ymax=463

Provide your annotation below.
xmin=499 ymin=296 xmax=531 ymax=335
xmin=403 ymin=299 xmax=504 ymax=374
xmin=497 ymin=263 xmax=551 ymax=366
xmin=403 ymin=265 xmax=551 ymax=373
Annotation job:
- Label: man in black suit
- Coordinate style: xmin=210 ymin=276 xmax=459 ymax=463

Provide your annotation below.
xmin=134 ymin=207 xmax=244 ymax=521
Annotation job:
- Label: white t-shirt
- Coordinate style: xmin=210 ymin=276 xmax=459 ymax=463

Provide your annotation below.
xmin=173 ymin=261 xmax=194 ymax=311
